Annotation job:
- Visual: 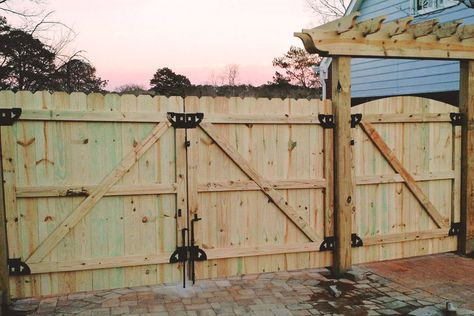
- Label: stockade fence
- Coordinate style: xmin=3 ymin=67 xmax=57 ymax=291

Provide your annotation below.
xmin=0 ymin=91 xmax=462 ymax=299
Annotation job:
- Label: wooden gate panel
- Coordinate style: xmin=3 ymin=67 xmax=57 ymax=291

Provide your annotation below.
xmin=185 ymin=96 xmax=332 ymax=280
xmin=2 ymin=91 xmax=182 ymax=298
xmin=352 ymin=96 xmax=460 ymax=264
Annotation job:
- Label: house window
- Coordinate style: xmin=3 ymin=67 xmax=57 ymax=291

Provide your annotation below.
xmin=413 ymin=0 xmax=458 ymax=15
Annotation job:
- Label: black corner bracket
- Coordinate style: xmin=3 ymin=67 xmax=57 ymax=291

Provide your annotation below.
xmin=351 ymin=234 xmax=363 ymax=248
xmin=450 ymin=113 xmax=464 ymax=126
xmin=167 ymin=112 xmax=204 ymax=129
xmin=0 ymin=108 xmax=21 ymax=126
xmin=351 ymin=114 xmax=362 ymax=128
xmin=318 ymin=114 xmax=335 ymax=129
xmin=319 ymin=236 xmax=335 ymax=251
xmin=8 ymin=258 xmax=31 ymax=276
xmin=448 ymin=222 xmax=461 ymax=236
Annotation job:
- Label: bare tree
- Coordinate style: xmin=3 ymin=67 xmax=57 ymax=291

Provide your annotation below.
xmin=221 ymin=64 xmax=240 ymax=86
xmin=306 ymin=0 xmax=351 ymax=23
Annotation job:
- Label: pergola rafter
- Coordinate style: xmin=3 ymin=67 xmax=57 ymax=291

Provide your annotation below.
xmin=295 ymin=12 xmax=474 ymax=60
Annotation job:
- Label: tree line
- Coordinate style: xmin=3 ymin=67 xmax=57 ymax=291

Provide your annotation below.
xmin=0 ymin=16 xmax=107 ymax=93
xmin=1 ymin=7 xmax=322 ymax=98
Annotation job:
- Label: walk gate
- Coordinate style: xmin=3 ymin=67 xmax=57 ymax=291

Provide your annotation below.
xmin=0 ymin=91 xmax=460 ymax=298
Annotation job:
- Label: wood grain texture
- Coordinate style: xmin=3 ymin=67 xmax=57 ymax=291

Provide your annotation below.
xmin=460 ymin=60 xmax=474 ymax=255
xmin=296 ymin=13 xmax=474 ymax=60
xmin=200 ymin=122 xmax=321 ymax=242
xmin=26 ymin=121 xmax=171 ymax=264
xmin=2 ymin=92 xmax=462 ymax=298
xmin=352 ymin=96 xmax=459 ymax=265
xmin=359 ymin=121 xmax=449 ymax=228
xmin=332 ymin=57 xmax=354 ymax=276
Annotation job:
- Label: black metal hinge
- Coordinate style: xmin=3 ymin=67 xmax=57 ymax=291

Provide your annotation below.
xmin=318 ymin=114 xmax=334 ymax=129
xmin=448 ymin=222 xmax=461 ymax=236
xmin=450 ymin=113 xmax=464 ymax=126
xmin=319 ymin=236 xmax=335 ymax=251
xmin=351 ymin=234 xmax=363 ymax=248
xmin=167 ymin=112 xmax=204 ymax=129
xmin=319 ymin=234 xmax=363 ymax=251
xmin=351 ymin=114 xmax=362 ymax=128
xmin=0 ymin=108 xmax=21 ymax=126
xmin=8 ymin=258 xmax=31 ymax=276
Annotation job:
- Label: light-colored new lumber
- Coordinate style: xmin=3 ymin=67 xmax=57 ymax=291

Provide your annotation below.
xmin=295 ymin=13 xmax=474 ymax=59
xmin=21 ymin=110 xmax=322 ymax=125
xmin=198 ymin=179 xmax=326 ymax=192
xmin=356 ymin=171 xmax=455 ymax=185
xmin=363 ymin=113 xmax=452 ymax=123
xmin=332 ymin=56 xmax=354 ymax=276
xmin=16 ymin=183 xmax=177 ymax=198
xmin=28 ymin=241 xmax=322 ymax=274
xmin=199 ymin=122 xmax=321 ymax=242
xmin=360 ymin=121 xmax=449 ymax=228
xmin=363 ymin=229 xmax=450 ymax=246
xmin=15 ymin=179 xmax=328 ymax=198
xmin=460 ymin=60 xmax=474 ymax=255
xmin=26 ymin=121 xmax=171 ymax=264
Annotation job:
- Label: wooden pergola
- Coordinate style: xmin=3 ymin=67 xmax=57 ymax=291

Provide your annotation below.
xmin=295 ymin=13 xmax=474 ymax=276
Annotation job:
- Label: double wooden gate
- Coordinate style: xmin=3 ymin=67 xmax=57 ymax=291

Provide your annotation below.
xmin=0 ymin=91 xmax=460 ymax=298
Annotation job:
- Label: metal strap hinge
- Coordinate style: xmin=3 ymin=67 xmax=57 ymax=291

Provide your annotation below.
xmin=0 ymin=108 xmax=21 ymax=126
xmin=318 ymin=114 xmax=334 ymax=129
xmin=8 ymin=258 xmax=31 ymax=276
xmin=167 ymin=112 xmax=204 ymax=129
xmin=351 ymin=233 xmax=363 ymax=247
xmin=450 ymin=113 xmax=464 ymax=126
xmin=448 ymin=222 xmax=461 ymax=236
xmin=319 ymin=234 xmax=364 ymax=251
xmin=351 ymin=114 xmax=362 ymax=128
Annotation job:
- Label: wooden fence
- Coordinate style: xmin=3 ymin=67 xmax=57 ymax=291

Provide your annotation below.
xmin=0 ymin=91 xmax=460 ymax=298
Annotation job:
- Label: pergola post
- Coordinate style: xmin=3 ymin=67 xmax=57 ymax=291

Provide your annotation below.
xmin=459 ymin=60 xmax=474 ymax=256
xmin=332 ymin=56 xmax=355 ymax=276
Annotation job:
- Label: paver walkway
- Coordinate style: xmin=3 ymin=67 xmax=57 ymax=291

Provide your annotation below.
xmin=7 ymin=253 xmax=474 ymax=315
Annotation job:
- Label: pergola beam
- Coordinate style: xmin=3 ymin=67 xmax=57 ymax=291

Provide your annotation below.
xmin=295 ymin=13 xmax=474 ymax=60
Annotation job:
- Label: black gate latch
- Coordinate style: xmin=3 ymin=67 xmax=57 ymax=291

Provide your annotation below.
xmin=169 ymin=214 xmax=207 ymax=287
xmin=8 ymin=258 xmax=31 ymax=276
xmin=0 ymin=108 xmax=21 ymax=126
xmin=169 ymin=245 xmax=207 ymax=264
xmin=167 ymin=112 xmax=204 ymax=129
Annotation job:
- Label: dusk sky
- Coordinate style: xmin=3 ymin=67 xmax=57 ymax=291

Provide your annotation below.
xmin=42 ymin=0 xmax=316 ymax=90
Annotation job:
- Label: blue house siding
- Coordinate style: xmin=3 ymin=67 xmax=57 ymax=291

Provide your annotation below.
xmin=351 ymin=1 xmax=474 ymax=98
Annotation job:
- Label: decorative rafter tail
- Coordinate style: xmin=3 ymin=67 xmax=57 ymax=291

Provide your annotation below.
xmin=295 ymin=12 xmax=474 ymax=59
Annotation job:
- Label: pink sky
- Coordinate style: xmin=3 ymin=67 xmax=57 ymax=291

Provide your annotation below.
xmin=44 ymin=0 xmax=316 ymax=90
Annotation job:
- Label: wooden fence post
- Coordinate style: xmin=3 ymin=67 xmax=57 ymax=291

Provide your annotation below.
xmin=332 ymin=56 xmax=355 ymax=276
xmin=459 ymin=60 xmax=474 ymax=255
xmin=0 ymin=129 xmax=10 ymax=307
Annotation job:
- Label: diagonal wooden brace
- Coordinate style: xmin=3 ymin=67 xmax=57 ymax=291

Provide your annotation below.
xmin=199 ymin=122 xmax=322 ymax=242
xmin=359 ymin=121 xmax=449 ymax=228
xmin=26 ymin=122 xmax=171 ymax=264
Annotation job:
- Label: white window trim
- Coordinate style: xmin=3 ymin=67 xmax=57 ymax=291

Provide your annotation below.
xmin=412 ymin=0 xmax=458 ymax=16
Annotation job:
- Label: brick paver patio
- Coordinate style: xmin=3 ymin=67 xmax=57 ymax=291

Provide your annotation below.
xmin=7 ymin=253 xmax=474 ymax=315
